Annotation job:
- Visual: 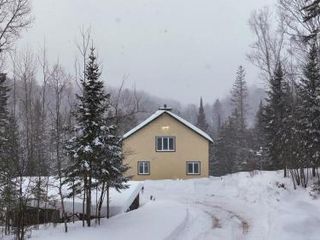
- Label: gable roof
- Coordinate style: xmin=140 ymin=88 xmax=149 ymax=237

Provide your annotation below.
xmin=123 ymin=110 xmax=213 ymax=142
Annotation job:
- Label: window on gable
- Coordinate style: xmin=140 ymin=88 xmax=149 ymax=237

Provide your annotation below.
xmin=138 ymin=161 xmax=150 ymax=175
xmin=186 ymin=161 xmax=201 ymax=175
xmin=156 ymin=136 xmax=175 ymax=151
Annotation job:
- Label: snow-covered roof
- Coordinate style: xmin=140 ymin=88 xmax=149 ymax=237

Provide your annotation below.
xmin=123 ymin=110 xmax=213 ymax=142
xmin=22 ymin=178 xmax=143 ymax=218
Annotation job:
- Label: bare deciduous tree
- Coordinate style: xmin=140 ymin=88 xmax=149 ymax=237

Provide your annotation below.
xmin=0 ymin=0 xmax=32 ymax=52
xmin=247 ymin=7 xmax=287 ymax=80
xmin=74 ymin=26 xmax=92 ymax=90
xmin=48 ymin=63 xmax=70 ymax=233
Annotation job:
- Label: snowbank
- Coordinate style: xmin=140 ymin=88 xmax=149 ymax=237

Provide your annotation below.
xmin=24 ymin=171 xmax=320 ymax=240
xmin=30 ymin=200 xmax=188 ymax=240
xmin=142 ymin=171 xmax=320 ymax=240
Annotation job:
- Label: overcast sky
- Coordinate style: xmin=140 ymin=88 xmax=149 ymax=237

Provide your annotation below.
xmin=18 ymin=0 xmax=276 ymax=104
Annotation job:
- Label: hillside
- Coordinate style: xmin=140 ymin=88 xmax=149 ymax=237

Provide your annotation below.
xmin=24 ymin=171 xmax=320 ymax=240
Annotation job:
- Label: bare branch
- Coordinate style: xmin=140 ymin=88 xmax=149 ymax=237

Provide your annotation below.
xmin=0 ymin=0 xmax=32 ymax=52
xmin=247 ymin=7 xmax=287 ymax=81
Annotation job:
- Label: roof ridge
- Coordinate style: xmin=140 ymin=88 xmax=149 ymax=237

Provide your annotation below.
xmin=122 ymin=110 xmax=213 ymax=142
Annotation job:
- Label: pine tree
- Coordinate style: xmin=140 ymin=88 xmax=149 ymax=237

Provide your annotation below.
xmin=1 ymin=114 xmax=20 ymax=235
xmin=0 ymin=73 xmax=9 ymax=145
xmin=212 ymin=99 xmax=223 ymax=134
xmin=263 ymin=63 xmax=288 ymax=174
xmin=0 ymin=73 xmax=10 ymax=178
xmin=95 ymin=123 xmax=129 ymax=221
xmin=254 ymin=101 xmax=265 ymax=148
xmin=231 ymin=66 xmax=248 ymax=131
xmin=0 ymin=74 xmax=18 ymax=235
xmin=253 ymin=101 xmax=268 ymax=169
xmin=65 ymin=47 xmax=110 ymax=227
xmin=281 ymin=80 xmax=300 ymax=178
xmin=65 ymin=47 xmax=128 ymax=226
xmin=213 ymin=113 xmax=244 ymax=175
xmin=297 ymin=43 xmax=320 ymax=177
xmin=196 ymin=97 xmax=209 ymax=132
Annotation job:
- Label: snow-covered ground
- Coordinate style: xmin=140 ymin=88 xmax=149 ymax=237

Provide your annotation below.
xmin=25 ymin=171 xmax=320 ymax=240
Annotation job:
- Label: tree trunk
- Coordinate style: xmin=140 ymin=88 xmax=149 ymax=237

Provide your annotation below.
xmin=86 ymin=174 xmax=92 ymax=227
xmin=59 ymin=178 xmax=68 ymax=233
xmin=106 ymin=184 xmax=110 ymax=219
xmin=312 ymin=167 xmax=316 ymax=177
xmin=36 ymin=176 xmax=41 ymax=229
xmin=82 ymin=178 xmax=86 ymax=227
xmin=95 ymin=185 xmax=98 ymax=224
xmin=97 ymin=182 xmax=106 ymax=225
xmin=290 ymin=169 xmax=297 ymax=190
xmin=72 ymin=179 xmax=75 ymax=223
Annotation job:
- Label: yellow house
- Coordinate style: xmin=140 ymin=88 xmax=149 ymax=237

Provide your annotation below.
xmin=122 ymin=106 xmax=213 ymax=180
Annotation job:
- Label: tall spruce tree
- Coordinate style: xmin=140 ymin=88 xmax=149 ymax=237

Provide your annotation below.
xmin=95 ymin=123 xmax=129 ymax=221
xmin=297 ymin=43 xmax=320 ymax=177
xmin=263 ymin=63 xmax=288 ymax=175
xmin=65 ymin=47 xmax=110 ymax=227
xmin=196 ymin=97 xmax=209 ymax=132
xmin=65 ymin=47 xmax=128 ymax=226
xmin=213 ymin=112 xmax=244 ymax=175
xmin=1 ymin=114 xmax=20 ymax=235
xmin=254 ymin=101 xmax=265 ymax=148
xmin=253 ymin=101 xmax=268 ymax=169
xmin=0 ymin=73 xmax=10 ymax=187
xmin=212 ymin=99 xmax=223 ymax=134
xmin=0 ymin=73 xmax=9 ymax=145
xmin=0 ymin=74 xmax=17 ymax=235
xmin=281 ymin=80 xmax=300 ymax=178
xmin=231 ymin=66 xmax=248 ymax=131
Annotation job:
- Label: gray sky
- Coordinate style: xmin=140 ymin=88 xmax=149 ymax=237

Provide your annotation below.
xmin=18 ymin=0 xmax=276 ymax=104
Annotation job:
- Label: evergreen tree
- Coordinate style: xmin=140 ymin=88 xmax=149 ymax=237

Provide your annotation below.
xmin=212 ymin=118 xmax=236 ymax=175
xmin=65 ymin=47 xmax=110 ymax=227
xmin=254 ymin=101 xmax=265 ymax=148
xmin=280 ymin=80 xmax=300 ymax=178
xmin=231 ymin=66 xmax=248 ymax=131
xmin=213 ymin=111 xmax=248 ymax=175
xmin=263 ymin=63 xmax=288 ymax=174
xmin=252 ymin=101 xmax=268 ymax=169
xmin=297 ymin=43 xmax=320 ymax=176
xmin=0 ymin=73 xmax=10 ymax=180
xmin=196 ymin=97 xmax=209 ymax=132
xmin=0 ymin=73 xmax=9 ymax=145
xmin=1 ymin=114 xmax=20 ymax=234
xmin=65 ymin=47 xmax=128 ymax=226
xmin=0 ymin=74 xmax=18 ymax=235
xmin=212 ymin=99 xmax=223 ymax=134
xmin=95 ymin=123 xmax=129 ymax=221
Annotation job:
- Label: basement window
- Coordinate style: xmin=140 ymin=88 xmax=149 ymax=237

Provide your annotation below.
xmin=138 ymin=161 xmax=150 ymax=175
xmin=156 ymin=136 xmax=175 ymax=151
xmin=186 ymin=161 xmax=201 ymax=175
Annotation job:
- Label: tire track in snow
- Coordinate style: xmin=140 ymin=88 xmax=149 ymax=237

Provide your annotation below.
xmin=172 ymin=201 xmax=250 ymax=240
xmin=196 ymin=201 xmax=250 ymax=239
xmin=199 ymin=202 xmax=250 ymax=234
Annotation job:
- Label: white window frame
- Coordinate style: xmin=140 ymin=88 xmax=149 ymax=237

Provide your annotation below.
xmin=186 ymin=161 xmax=201 ymax=175
xmin=156 ymin=136 xmax=175 ymax=152
xmin=138 ymin=161 xmax=150 ymax=175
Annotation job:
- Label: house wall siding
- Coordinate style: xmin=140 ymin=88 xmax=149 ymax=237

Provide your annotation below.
xmin=123 ymin=113 xmax=210 ymax=180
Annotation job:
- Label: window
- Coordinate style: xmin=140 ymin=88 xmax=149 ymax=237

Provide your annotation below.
xmin=186 ymin=161 xmax=201 ymax=175
xmin=138 ymin=161 xmax=150 ymax=175
xmin=156 ymin=136 xmax=175 ymax=151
